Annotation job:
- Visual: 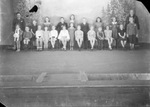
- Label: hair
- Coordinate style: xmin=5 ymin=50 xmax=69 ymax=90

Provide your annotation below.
xmin=44 ymin=17 xmax=50 ymax=22
xmin=112 ymin=17 xmax=117 ymax=22
xmin=70 ymin=14 xmax=75 ymax=20
xmin=16 ymin=12 xmax=21 ymax=15
xmin=96 ymin=17 xmax=102 ymax=22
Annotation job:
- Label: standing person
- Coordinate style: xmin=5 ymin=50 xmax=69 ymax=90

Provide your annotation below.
xmin=68 ymin=23 xmax=76 ymax=50
xmin=75 ymin=25 xmax=84 ymax=51
xmin=87 ymin=26 xmax=96 ymax=50
xmin=12 ymin=12 xmax=25 ymax=50
xmin=30 ymin=20 xmax=38 ymax=49
xmin=56 ymin=17 xmax=68 ymax=48
xmin=94 ymin=17 xmax=103 ymax=32
xmin=43 ymin=17 xmax=52 ymax=30
xmin=36 ymin=25 xmax=44 ymax=51
xmin=80 ymin=18 xmax=90 ymax=49
xmin=97 ymin=27 xmax=105 ymax=50
xmin=125 ymin=9 xmax=140 ymax=31
xmin=104 ymin=25 xmax=113 ymax=50
xmin=43 ymin=26 xmax=50 ymax=50
xmin=69 ymin=14 xmax=76 ymax=27
xmin=13 ymin=25 xmax=23 ymax=52
xmin=23 ymin=26 xmax=32 ymax=50
xmin=111 ymin=17 xmax=118 ymax=49
xmin=126 ymin=17 xmax=138 ymax=50
xmin=118 ymin=24 xmax=127 ymax=49
xmin=58 ymin=26 xmax=70 ymax=50
xmin=49 ymin=25 xmax=58 ymax=49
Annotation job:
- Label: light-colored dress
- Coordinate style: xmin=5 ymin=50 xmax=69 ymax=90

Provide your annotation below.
xmin=75 ymin=30 xmax=83 ymax=41
xmin=104 ymin=30 xmax=112 ymax=39
xmin=49 ymin=30 xmax=58 ymax=41
xmin=43 ymin=30 xmax=49 ymax=49
xmin=87 ymin=30 xmax=96 ymax=41
xmin=58 ymin=30 xmax=70 ymax=41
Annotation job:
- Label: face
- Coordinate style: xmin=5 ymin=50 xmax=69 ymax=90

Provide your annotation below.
xmin=83 ymin=18 xmax=86 ymax=23
xmin=16 ymin=25 xmax=20 ymax=29
xmin=71 ymin=15 xmax=75 ymax=20
xmin=44 ymin=27 xmax=48 ymax=31
xmin=77 ymin=26 xmax=81 ymax=30
xmin=17 ymin=13 xmax=21 ymax=19
xmin=129 ymin=17 xmax=134 ymax=23
xmin=45 ymin=17 xmax=50 ymax=22
xmin=90 ymin=26 xmax=94 ymax=30
xmin=70 ymin=23 xmax=74 ymax=27
xmin=52 ymin=26 xmax=55 ymax=30
xmin=130 ymin=10 xmax=134 ymax=16
xmin=106 ymin=26 xmax=109 ymax=30
xmin=120 ymin=25 xmax=123 ymax=29
xmin=60 ymin=18 xmax=64 ymax=23
xmin=33 ymin=20 xmax=37 ymax=25
xmin=38 ymin=25 xmax=41 ymax=30
xmin=98 ymin=27 xmax=102 ymax=31
xmin=113 ymin=17 xmax=116 ymax=22
xmin=25 ymin=27 xmax=30 ymax=32
xmin=97 ymin=18 xmax=101 ymax=22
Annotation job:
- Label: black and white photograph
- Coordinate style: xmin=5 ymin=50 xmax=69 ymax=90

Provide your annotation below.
xmin=0 ymin=0 xmax=150 ymax=106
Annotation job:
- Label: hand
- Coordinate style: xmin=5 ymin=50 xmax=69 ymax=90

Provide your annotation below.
xmin=127 ymin=34 xmax=129 ymax=38
xmin=136 ymin=34 xmax=138 ymax=38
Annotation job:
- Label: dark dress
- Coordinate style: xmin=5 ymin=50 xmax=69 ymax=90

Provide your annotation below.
xmin=80 ymin=23 xmax=90 ymax=49
xmin=118 ymin=29 xmax=126 ymax=41
xmin=30 ymin=24 xmax=38 ymax=48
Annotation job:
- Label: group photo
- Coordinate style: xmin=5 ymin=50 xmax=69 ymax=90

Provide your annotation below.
xmin=0 ymin=0 xmax=150 ymax=107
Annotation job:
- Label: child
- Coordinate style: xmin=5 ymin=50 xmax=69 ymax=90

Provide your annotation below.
xmin=13 ymin=24 xmax=23 ymax=52
xmin=68 ymin=23 xmax=76 ymax=50
xmin=75 ymin=25 xmax=83 ymax=51
xmin=97 ymin=27 xmax=105 ymax=50
xmin=104 ymin=25 xmax=113 ymax=50
xmin=69 ymin=14 xmax=76 ymax=27
xmin=36 ymin=25 xmax=44 ymax=51
xmin=58 ymin=26 xmax=70 ymax=50
xmin=111 ymin=17 xmax=118 ymax=48
xmin=49 ymin=25 xmax=58 ymax=49
xmin=23 ymin=26 xmax=32 ymax=49
xmin=127 ymin=17 xmax=138 ymax=49
xmin=118 ymin=24 xmax=126 ymax=49
xmin=43 ymin=26 xmax=49 ymax=49
xmin=44 ymin=17 xmax=51 ymax=30
xmin=87 ymin=26 xmax=96 ymax=50
xmin=30 ymin=20 xmax=38 ymax=49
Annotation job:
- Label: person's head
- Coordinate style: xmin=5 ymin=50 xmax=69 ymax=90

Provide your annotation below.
xmin=44 ymin=26 xmax=48 ymax=31
xmin=70 ymin=23 xmax=74 ymax=28
xmin=52 ymin=25 xmax=56 ymax=30
xmin=106 ymin=25 xmax=109 ymax=30
xmin=90 ymin=26 xmax=94 ymax=30
xmin=25 ymin=26 xmax=30 ymax=32
xmin=129 ymin=17 xmax=134 ymax=23
xmin=16 ymin=24 xmax=20 ymax=29
xmin=32 ymin=20 xmax=37 ymax=25
xmin=130 ymin=9 xmax=134 ymax=17
xmin=112 ymin=17 xmax=117 ymax=22
xmin=96 ymin=17 xmax=102 ymax=22
xmin=82 ymin=18 xmax=87 ymax=24
xmin=16 ymin=12 xmax=21 ymax=19
xmin=70 ymin=14 xmax=75 ymax=20
xmin=62 ymin=25 xmax=66 ymax=30
xmin=120 ymin=24 xmax=124 ymax=30
xmin=45 ymin=17 xmax=50 ymax=23
xmin=98 ymin=27 xmax=102 ymax=32
xmin=77 ymin=25 xmax=81 ymax=30
xmin=38 ymin=25 xmax=42 ymax=30
xmin=60 ymin=17 xmax=65 ymax=23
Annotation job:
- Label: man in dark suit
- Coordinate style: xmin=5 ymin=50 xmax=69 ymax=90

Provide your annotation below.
xmin=80 ymin=18 xmax=90 ymax=49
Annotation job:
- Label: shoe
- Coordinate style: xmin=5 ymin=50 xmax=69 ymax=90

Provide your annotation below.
xmin=16 ymin=49 xmax=20 ymax=52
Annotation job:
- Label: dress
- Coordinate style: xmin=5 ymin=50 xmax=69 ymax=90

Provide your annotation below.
xmin=75 ymin=30 xmax=83 ymax=41
xmin=68 ymin=27 xmax=76 ymax=46
xmin=104 ymin=30 xmax=112 ymax=39
xmin=111 ymin=21 xmax=118 ymax=39
xmin=43 ymin=30 xmax=50 ymax=49
xmin=30 ymin=24 xmax=38 ymax=41
xmin=44 ymin=22 xmax=52 ymax=30
xmin=87 ymin=30 xmax=96 ymax=41
xmin=118 ymin=29 xmax=126 ymax=41
xmin=94 ymin=22 xmax=103 ymax=32
xmin=58 ymin=30 xmax=70 ymax=41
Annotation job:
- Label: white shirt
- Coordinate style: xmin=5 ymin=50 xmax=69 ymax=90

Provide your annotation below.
xmin=49 ymin=30 xmax=58 ymax=39
xmin=58 ymin=30 xmax=70 ymax=40
xmin=36 ymin=30 xmax=44 ymax=39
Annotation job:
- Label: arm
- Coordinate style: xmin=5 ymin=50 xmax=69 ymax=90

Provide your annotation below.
xmin=126 ymin=25 xmax=129 ymax=37
xmin=135 ymin=16 xmax=140 ymax=30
